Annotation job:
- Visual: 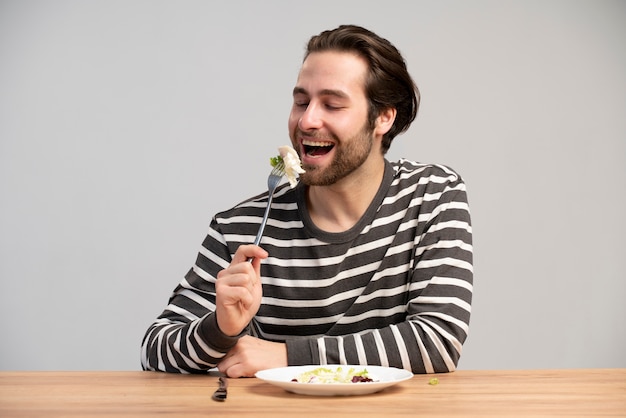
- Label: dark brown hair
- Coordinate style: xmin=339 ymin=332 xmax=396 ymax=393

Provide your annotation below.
xmin=305 ymin=25 xmax=420 ymax=153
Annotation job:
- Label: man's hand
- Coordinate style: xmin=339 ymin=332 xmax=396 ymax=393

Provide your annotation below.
xmin=215 ymin=245 xmax=268 ymax=337
xmin=217 ymin=335 xmax=288 ymax=378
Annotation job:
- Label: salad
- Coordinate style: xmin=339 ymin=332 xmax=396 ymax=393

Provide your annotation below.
xmin=270 ymin=145 xmax=305 ymax=188
xmin=291 ymin=367 xmax=376 ymax=384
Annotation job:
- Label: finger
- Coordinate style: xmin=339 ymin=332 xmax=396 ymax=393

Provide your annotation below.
xmin=216 ymin=267 xmax=252 ymax=285
xmin=216 ymin=269 xmax=257 ymax=296
xmin=223 ymin=363 xmax=254 ymax=378
xmin=223 ymin=287 xmax=256 ymax=309
xmin=231 ymin=244 xmax=269 ymax=264
xmin=217 ymin=353 xmax=235 ymax=375
xmin=249 ymin=254 xmax=264 ymax=276
xmin=219 ymin=355 xmax=255 ymax=379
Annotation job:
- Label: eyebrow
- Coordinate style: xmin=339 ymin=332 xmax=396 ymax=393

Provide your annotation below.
xmin=292 ymin=86 xmax=350 ymax=100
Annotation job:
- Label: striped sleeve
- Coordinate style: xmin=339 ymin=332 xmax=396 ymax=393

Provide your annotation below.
xmin=140 ymin=217 xmax=240 ymax=373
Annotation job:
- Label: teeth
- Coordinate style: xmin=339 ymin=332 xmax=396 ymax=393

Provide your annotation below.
xmin=302 ymin=139 xmax=333 ymax=147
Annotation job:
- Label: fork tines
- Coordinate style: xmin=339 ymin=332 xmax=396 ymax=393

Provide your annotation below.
xmin=272 ymin=160 xmax=285 ymax=174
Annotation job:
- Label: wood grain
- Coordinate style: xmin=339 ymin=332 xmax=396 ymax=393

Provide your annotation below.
xmin=1 ymin=369 xmax=624 ymax=417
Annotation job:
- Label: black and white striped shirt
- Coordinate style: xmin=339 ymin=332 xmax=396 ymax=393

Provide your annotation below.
xmin=141 ymin=159 xmax=473 ymax=374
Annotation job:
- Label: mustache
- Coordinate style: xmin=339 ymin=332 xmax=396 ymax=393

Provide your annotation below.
xmin=294 ymin=128 xmax=338 ymax=142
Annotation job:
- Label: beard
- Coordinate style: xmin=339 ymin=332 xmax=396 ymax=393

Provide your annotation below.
xmin=295 ymin=122 xmax=375 ymax=187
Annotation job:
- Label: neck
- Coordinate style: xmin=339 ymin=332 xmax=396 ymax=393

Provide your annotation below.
xmin=305 ymin=157 xmax=385 ymax=233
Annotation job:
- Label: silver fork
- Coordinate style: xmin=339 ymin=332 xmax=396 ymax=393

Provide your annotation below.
xmin=250 ymin=161 xmax=285 ymax=255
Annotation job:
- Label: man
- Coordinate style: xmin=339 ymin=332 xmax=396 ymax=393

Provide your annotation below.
xmin=141 ymin=25 xmax=473 ymax=377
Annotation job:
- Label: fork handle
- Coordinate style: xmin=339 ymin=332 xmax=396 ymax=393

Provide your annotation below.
xmin=247 ymin=193 xmax=274 ymax=262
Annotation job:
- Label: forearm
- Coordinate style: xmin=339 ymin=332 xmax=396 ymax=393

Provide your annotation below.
xmin=286 ymin=312 xmax=468 ymax=374
xmin=141 ymin=223 xmax=242 ymax=373
xmin=141 ymin=313 xmax=240 ymax=373
xmin=141 ymin=264 xmax=234 ymax=373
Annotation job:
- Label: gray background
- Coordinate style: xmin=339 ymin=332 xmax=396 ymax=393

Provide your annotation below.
xmin=1 ymin=0 xmax=624 ymax=371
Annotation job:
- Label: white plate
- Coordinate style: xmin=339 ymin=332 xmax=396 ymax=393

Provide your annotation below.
xmin=255 ymin=365 xmax=413 ymax=396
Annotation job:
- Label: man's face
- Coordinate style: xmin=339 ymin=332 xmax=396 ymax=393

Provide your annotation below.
xmin=288 ymin=51 xmax=376 ymax=186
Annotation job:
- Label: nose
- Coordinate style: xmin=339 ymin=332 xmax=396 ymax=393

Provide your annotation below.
xmin=298 ymin=102 xmax=323 ymax=131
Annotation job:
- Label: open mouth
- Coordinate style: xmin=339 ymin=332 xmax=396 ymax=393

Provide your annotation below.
xmin=303 ymin=139 xmax=334 ymax=157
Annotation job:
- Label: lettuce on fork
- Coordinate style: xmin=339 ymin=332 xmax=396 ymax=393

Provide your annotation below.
xmin=270 ymin=145 xmax=305 ymax=188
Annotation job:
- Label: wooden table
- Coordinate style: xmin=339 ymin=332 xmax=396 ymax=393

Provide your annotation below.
xmin=1 ymin=369 xmax=624 ymax=417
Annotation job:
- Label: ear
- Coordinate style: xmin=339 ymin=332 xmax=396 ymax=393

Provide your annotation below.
xmin=374 ymin=107 xmax=397 ymax=136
